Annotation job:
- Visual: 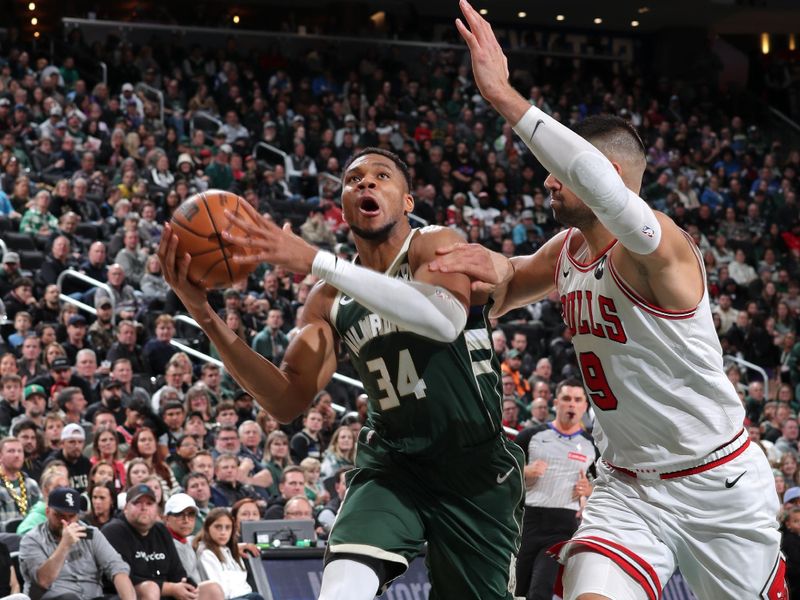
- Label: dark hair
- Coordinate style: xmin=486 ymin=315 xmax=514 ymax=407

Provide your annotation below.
xmin=343 ymin=147 xmax=412 ymax=193
xmin=194 ymin=507 xmax=242 ymax=566
xmin=183 ymin=470 xmax=209 ymax=489
xmin=554 ymin=377 xmax=585 ymax=398
xmin=56 ymin=387 xmax=82 ymax=411
xmin=572 ymin=115 xmax=646 ymax=157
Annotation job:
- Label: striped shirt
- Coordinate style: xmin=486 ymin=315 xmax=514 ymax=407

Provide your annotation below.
xmin=516 ymin=423 xmax=597 ymax=510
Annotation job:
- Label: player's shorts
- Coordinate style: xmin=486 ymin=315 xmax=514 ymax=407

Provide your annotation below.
xmin=325 ymin=426 xmax=525 ymax=600
xmin=549 ymin=430 xmax=785 ymax=600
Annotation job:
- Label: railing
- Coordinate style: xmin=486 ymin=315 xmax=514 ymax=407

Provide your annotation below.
xmin=135 ymin=82 xmax=164 ymax=124
xmin=56 ymin=269 xmax=116 ymax=325
xmin=190 ymin=110 xmax=223 ymax=138
xmin=407 ymin=213 xmax=429 ymax=227
xmin=318 ymin=172 xmax=341 ymax=200
xmin=0 ymin=238 xmax=6 ymax=258
xmin=98 ymin=61 xmax=107 ymax=86
xmin=723 ymin=354 xmax=769 ymax=400
xmin=173 ymin=314 xmax=360 ymax=414
xmin=252 ymin=142 xmax=288 ymax=172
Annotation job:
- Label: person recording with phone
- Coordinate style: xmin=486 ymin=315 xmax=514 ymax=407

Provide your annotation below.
xmin=19 ymin=486 xmax=135 ymax=600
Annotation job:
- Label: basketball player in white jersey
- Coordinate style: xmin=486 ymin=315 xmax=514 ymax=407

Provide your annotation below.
xmin=428 ymin=2 xmax=786 ymax=599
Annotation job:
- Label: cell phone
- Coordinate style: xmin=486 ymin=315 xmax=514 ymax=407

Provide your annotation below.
xmin=84 ymin=527 xmax=93 ymax=539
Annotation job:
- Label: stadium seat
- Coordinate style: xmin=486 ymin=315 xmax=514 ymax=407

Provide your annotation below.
xmin=2 ymin=233 xmax=36 ymax=251
xmin=19 ymin=249 xmax=45 ymax=271
xmin=76 ymin=222 xmax=101 ymax=240
xmin=4 ymin=519 xmax=22 ymax=534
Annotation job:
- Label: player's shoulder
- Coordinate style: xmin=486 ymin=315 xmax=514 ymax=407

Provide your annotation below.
xmin=516 ymin=423 xmax=548 ymax=444
xmin=303 ymin=279 xmax=339 ymax=324
xmin=408 ymin=225 xmax=464 ymax=262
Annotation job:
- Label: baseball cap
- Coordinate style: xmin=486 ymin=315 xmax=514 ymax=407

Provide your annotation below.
xmin=95 ymin=296 xmax=112 ymax=309
xmin=101 ymin=378 xmax=122 ymax=391
xmin=121 ymin=83 xmax=134 ymax=92
xmin=233 ymin=389 xmax=252 ymax=402
xmin=48 ymin=487 xmax=82 ymax=514
xmin=61 ymin=423 xmax=86 ymax=441
xmin=199 ymin=148 xmax=212 ymax=158
xmin=127 ymin=483 xmax=157 ymax=504
xmin=345 ymin=114 xmax=357 ymax=123
xmin=292 ymin=114 xmax=305 ymax=123
xmin=176 ymin=153 xmax=194 ymax=167
xmin=164 ymin=493 xmax=198 ymax=515
xmin=0 ymin=98 xmax=10 ymax=107
xmin=506 ymin=349 xmax=521 ymax=359
xmin=51 ymin=357 xmax=71 ymax=371
xmin=24 ymin=384 xmax=46 ymax=400
xmin=49 ymin=105 xmax=62 ymax=116
xmin=785 ymin=487 xmax=800 ymax=503
xmin=2 ymin=252 xmax=19 ymax=264
xmin=521 ymin=210 xmax=534 ymax=219
xmin=68 ymin=314 xmax=87 ymax=327
xmin=219 ymin=143 xmax=233 ymax=154
xmin=263 ymin=120 xmax=276 ymax=128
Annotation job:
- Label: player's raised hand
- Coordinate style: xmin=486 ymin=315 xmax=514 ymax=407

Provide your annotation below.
xmin=455 ymin=0 xmax=510 ymax=103
xmin=222 ymin=201 xmax=318 ymax=275
xmin=429 ymin=242 xmax=513 ymax=296
xmin=157 ymin=224 xmax=207 ymax=313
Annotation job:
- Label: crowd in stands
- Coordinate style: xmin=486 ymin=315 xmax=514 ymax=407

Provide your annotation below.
xmin=0 ymin=22 xmax=798 ymax=598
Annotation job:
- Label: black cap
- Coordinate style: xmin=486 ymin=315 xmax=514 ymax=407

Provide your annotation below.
xmin=101 ymin=378 xmax=122 ymax=391
xmin=68 ymin=314 xmax=87 ymax=327
xmin=127 ymin=483 xmax=157 ymax=504
xmin=48 ymin=486 xmax=82 ymax=514
xmin=51 ymin=357 xmax=71 ymax=371
xmin=233 ymin=389 xmax=252 ymax=401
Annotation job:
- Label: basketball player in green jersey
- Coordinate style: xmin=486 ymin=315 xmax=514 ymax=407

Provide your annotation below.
xmin=158 ymin=147 xmax=524 ymax=600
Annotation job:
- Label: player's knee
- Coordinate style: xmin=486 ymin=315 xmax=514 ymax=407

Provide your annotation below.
xmin=318 ymin=557 xmax=382 ymax=600
xmin=562 ymin=552 xmax=648 ymax=600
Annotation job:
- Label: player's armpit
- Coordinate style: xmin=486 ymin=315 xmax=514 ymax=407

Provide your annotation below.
xmin=614 ymin=212 xmax=705 ymax=312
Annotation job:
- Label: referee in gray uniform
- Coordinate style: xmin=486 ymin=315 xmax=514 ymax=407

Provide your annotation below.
xmin=514 ymin=378 xmax=598 ymax=600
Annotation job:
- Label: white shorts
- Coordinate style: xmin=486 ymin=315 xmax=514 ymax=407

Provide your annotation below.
xmin=551 ymin=435 xmax=785 ymax=600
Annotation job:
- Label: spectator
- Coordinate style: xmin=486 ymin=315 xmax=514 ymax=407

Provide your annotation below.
xmin=211 ymin=453 xmax=256 ymax=507
xmin=125 ymin=426 xmax=179 ymax=499
xmin=84 ymin=479 xmax=118 ymax=528
xmin=0 ymin=436 xmax=41 ymax=529
xmin=105 ymin=321 xmax=148 ymax=376
xmin=164 ymin=492 xmax=225 ymax=600
xmin=194 ymin=507 xmax=264 ymax=600
xmin=89 ymin=425 xmax=126 ymax=490
xmin=142 ymin=314 xmax=179 ymax=376
xmin=317 ymin=466 xmax=352 ymax=538
xmin=0 ymin=253 xmax=21 ymax=299
xmin=319 ymin=426 xmax=355 ymax=479
xmin=784 ymin=505 xmax=800 ymax=599
xmin=13 ymin=419 xmax=44 ymax=482
xmin=0 ymin=375 xmax=24 ymax=434
xmin=183 ymin=471 xmax=214 ymax=534
xmin=251 ymin=309 xmax=288 ymax=365
xmin=289 ymin=408 xmax=324 ymax=463
xmin=44 ymin=423 xmax=91 ymax=493
xmin=19 ymin=485 xmax=135 ymax=600
xmin=102 ymin=483 xmax=198 ymax=599
xmin=264 ymin=466 xmax=306 ymax=519
xmin=17 ymin=464 xmax=70 ymax=536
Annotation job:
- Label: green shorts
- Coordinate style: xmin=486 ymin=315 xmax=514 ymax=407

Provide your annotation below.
xmin=326 ymin=427 xmax=525 ymax=600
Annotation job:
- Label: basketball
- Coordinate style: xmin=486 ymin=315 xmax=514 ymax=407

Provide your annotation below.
xmin=170 ymin=190 xmax=261 ymax=289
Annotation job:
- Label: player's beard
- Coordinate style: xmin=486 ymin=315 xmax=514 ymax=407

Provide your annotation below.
xmin=350 ymin=219 xmax=397 ymax=242
xmin=552 ymin=194 xmax=597 ymax=230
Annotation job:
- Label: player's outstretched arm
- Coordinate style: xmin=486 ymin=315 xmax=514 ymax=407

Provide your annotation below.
xmin=158 ymin=225 xmax=338 ymax=422
xmin=224 ymin=204 xmax=470 ymax=344
xmin=429 ymin=230 xmax=565 ymax=317
xmin=457 ymin=0 xmax=661 ymax=257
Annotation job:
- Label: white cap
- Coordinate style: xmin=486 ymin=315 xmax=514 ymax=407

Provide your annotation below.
xmin=60 ymin=423 xmax=86 ymax=441
xmin=122 ymin=83 xmax=134 ymax=92
xmin=164 ymin=493 xmax=198 ymax=515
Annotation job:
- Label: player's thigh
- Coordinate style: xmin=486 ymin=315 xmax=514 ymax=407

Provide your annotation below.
xmin=562 ymin=552 xmax=647 ymax=600
xmin=424 ymin=444 xmax=525 ymax=600
xmin=326 ymin=468 xmax=425 ymax=579
xmin=669 ymin=444 xmax=784 ymax=599
xmin=557 ymin=469 xmax=675 ymax=600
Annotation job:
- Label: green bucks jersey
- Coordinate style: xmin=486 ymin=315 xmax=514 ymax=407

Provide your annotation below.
xmin=330 ymin=229 xmax=505 ymax=459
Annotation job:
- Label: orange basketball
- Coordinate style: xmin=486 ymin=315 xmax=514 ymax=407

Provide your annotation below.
xmin=170 ymin=190 xmax=261 ymax=289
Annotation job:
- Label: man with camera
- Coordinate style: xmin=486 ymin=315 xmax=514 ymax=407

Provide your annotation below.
xmin=19 ymin=486 xmax=135 ymax=600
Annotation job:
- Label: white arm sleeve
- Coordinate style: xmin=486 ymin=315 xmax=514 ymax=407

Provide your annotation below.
xmin=312 ymin=251 xmax=467 ymax=343
xmin=513 ymin=106 xmax=661 ymax=255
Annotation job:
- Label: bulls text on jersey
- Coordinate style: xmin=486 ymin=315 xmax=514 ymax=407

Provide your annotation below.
xmin=559 ymin=290 xmax=627 ymax=343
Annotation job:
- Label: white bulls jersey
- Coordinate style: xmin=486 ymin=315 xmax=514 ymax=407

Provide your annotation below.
xmin=555 ymin=228 xmax=744 ymax=470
